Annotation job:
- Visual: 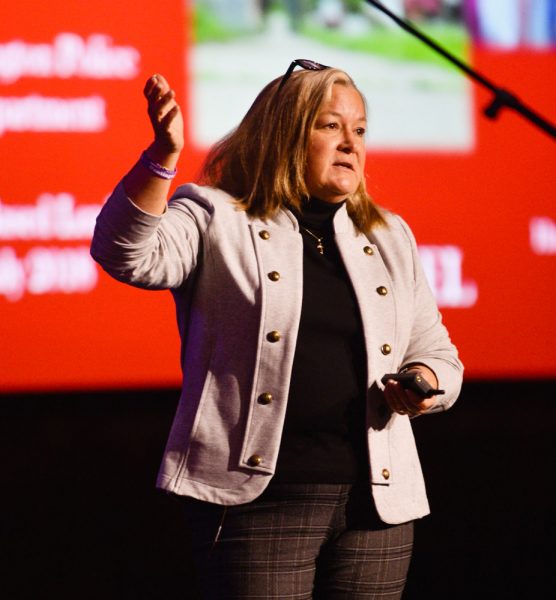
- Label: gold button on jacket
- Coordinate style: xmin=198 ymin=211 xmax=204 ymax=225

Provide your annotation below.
xmin=257 ymin=392 xmax=273 ymax=405
xmin=377 ymin=286 xmax=388 ymax=296
xmin=382 ymin=468 xmax=391 ymax=480
xmin=266 ymin=331 xmax=281 ymax=343
xmin=268 ymin=271 xmax=280 ymax=282
xmin=381 ymin=343 xmax=392 ymax=355
xmin=259 ymin=230 xmax=270 ymax=240
xmin=363 ymin=246 xmax=374 ymax=255
xmin=248 ymin=454 xmax=263 ymax=467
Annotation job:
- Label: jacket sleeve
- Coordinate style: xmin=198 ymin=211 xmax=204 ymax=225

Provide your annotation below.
xmin=90 ymin=181 xmax=213 ymax=290
xmin=396 ymin=215 xmax=464 ymax=413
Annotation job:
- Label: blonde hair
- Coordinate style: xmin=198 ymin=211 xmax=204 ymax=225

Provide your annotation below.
xmin=199 ymin=67 xmax=386 ymax=232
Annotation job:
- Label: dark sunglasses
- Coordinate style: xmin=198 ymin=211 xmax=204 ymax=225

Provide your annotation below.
xmin=277 ymin=58 xmax=331 ymax=91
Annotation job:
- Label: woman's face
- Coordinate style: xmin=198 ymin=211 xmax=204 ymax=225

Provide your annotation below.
xmin=304 ymin=84 xmax=367 ymax=204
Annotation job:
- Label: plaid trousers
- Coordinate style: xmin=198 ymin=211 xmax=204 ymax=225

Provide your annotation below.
xmin=181 ymin=482 xmax=413 ymax=599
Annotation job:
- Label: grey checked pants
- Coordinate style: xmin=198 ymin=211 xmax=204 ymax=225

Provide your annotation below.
xmin=181 ymin=482 xmax=413 ymax=599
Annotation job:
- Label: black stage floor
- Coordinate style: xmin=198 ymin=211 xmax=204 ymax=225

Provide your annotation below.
xmin=3 ymin=380 xmax=554 ymax=599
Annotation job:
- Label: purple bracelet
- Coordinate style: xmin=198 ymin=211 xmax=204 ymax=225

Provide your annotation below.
xmin=139 ymin=150 xmax=177 ymax=180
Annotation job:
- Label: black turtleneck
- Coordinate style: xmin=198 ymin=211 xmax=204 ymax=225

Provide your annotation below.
xmin=273 ymin=198 xmax=369 ymax=483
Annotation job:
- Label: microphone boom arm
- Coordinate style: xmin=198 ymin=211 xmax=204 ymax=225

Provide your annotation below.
xmin=363 ymin=0 xmax=556 ymax=140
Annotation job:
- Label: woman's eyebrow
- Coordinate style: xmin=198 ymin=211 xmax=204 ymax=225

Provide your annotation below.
xmin=319 ymin=110 xmax=367 ymax=121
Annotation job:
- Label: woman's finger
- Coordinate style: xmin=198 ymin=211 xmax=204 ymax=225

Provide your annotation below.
xmin=144 ymin=74 xmax=165 ymax=100
xmin=384 ymin=381 xmax=423 ymax=416
xmin=143 ymin=75 xmax=157 ymax=98
xmin=149 ymin=89 xmax=177 ymax=124
xmin=384 ymin=381 xmax=408 ymax=414
xmin=144 ymin=74 xmax=171 ymax=105
xmin=160 ymin=104 xmax=181 ymax=129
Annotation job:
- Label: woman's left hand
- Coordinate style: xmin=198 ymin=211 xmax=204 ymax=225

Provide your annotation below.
xmin=383 ymin=366 xmax=438 ymax=416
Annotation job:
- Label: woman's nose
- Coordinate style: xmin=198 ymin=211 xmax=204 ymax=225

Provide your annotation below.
xmin=339 ymin=131 xmax=356 ymax=152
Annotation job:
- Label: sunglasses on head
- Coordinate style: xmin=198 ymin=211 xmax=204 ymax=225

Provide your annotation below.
xmin=277 ymin=58 xmax=331 ymax=91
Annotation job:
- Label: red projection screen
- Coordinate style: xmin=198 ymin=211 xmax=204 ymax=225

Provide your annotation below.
xmin=1 ymin=1 xmax=555 ymax=392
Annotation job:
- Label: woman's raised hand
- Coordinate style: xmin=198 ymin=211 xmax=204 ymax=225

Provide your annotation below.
xmin=121 ymin=74 xmax=184 ymax=215
xmin=144 ymin=74 xmax=184 ymax=156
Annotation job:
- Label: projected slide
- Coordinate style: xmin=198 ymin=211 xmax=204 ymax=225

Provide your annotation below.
xmin=191 ymin=1 xmax=473 ymax=149
xmin=1 ymin=0 xmax=555 ymax=391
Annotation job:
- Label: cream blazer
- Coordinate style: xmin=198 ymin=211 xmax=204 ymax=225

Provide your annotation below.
xmin=91 ymin=182 xmax=463 ymax=524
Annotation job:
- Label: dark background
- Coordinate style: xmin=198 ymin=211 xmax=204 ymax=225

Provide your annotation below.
xmin=3 ymin=380 xmax=554 ymax=599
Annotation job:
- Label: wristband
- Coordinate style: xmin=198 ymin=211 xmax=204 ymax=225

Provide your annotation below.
xmin=139 ymin=150 xmax=177 ymax=180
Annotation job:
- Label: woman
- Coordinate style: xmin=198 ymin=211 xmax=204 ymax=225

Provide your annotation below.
xmin=91 ymin=60 xmax=463 ymax=599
